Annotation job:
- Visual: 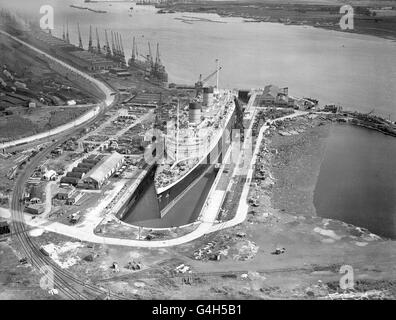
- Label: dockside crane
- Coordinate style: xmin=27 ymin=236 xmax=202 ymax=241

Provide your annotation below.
xmin=119 ymin=34 xmax=125 ymax=58
xmin=155 ymin=42 xmax=162 ymax=68
xmin=96 ymin=28 xmax=101 ymax=54
xmin=104 ymin=30 xmax=112 ymax=57
xmin=131 ymin=36 xmax=136 ymax=61
xmin=116 ymin=33 xmax=122 ymax=56
xmin=111 ymin=31 xmax=116 ymax=56
xmin=77 ymin=23 xmax=83 ymax=49
xmin=66 ymin=21 xmax=70 ymax=44
xmin=62 ymin=23 xmax=66 ymax=41
xmin=88 ymin=25 xmax=93 ymax=52
xmin=195 ymin=63 xmax=222 ymax=89
xmin=147 ymin=41 xmax=153 ymax=66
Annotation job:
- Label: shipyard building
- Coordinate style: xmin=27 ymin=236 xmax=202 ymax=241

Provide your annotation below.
xmin=77 ymin=152 xmax=125 ymax=189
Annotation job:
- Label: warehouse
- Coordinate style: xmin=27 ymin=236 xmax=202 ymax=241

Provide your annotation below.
xmin=78 ymin=152 xmax=124 ymax=189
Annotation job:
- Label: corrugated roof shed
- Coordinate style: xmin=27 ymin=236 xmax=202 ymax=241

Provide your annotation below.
xmin=84 ymin=152 xmax=124 ymax=184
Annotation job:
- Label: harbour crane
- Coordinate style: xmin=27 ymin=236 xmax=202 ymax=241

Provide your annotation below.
xmin=66 ymin=21 xmax=70 ymax=44
xmin=147 ymin=41 xmax=154 ymax=66
xmin=88 ymin=25 xmax=93 ymax=52
xmin=195 ymin=64 xmax=222 ymax=89
xmin=104 ymin=30 xmax=112 ymax=57
xmin=77 ymin=23 xmax=83 ymax=49
xmin=95 ymin=27 xmax=101 ymax=54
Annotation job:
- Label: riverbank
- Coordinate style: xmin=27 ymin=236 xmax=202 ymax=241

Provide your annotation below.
xmin=268 ymin=114 xmax=332 ymax=217
xmin=166 ymin=1 xmax=396 ymax=41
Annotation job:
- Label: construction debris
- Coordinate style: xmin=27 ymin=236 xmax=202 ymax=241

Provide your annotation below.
xmin=175 ymin=264 xmax=191 ymax=274
xmin=271 ymin=247 xmax=286 ymax=255
xmin=125 ymin=261 xmax=142 ymax=271
xmin=111 ymin=262 xmax=120 ymax=273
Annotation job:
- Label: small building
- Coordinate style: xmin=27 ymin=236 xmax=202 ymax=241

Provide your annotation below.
xmin=323 ymin=104 xmax=343 ymax=113
xmin=78 ymin=152 xmax=125 ymax=189
xmin=257 ymin=85 xmax=290 ymax=108
xmin=60 ymin=176 xmax=80 ymax=186
xmin=72 ymin=166 xmax=90 ymax=174
xmin=116 ymin=71 xmax=132 ymax=77
xmin=66 ymin=192 xmax=83 ymax=205
xmin=30 ymin=197 xmax=42 ymax=204
xmin=0 ymin=221 xmax=10 ymax=235
xmin=66 ymin=171 xmax=85 ymax=179
xmin=43 ymin=170 xmax=57 ymax=181
xmin=51 ymin=148 xmax=63 ymax=156
xmin=77 ymin=162 xmax=96 ymax=170
xmin=25 ymin=204 xmax=44 ymax=215
xmin=57 ymin=187 xmax=75 ymax=200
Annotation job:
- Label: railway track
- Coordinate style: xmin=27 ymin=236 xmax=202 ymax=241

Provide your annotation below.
xmin=9 ymin=95 xmax=127 ymax=300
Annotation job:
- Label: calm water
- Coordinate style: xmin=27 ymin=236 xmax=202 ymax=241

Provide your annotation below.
xmin=123 ymin=166 xmax=216 ymax=228
xmin=314 ymin=124 xmax=396 ymax=239
xmin=2 ymin=0 xmax=396 ymax=118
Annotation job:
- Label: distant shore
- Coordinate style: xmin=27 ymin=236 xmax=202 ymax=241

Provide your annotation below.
xmin=164 ymin=1 xmax=396 ymax=41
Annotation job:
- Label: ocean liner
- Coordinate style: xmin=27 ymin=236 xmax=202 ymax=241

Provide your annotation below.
xmin=154 ymin=88 xmax=241 ymax=214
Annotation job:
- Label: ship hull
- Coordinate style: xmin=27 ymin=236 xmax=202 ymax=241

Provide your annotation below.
xmin=156 ymin=101 xmax=238 ymax=214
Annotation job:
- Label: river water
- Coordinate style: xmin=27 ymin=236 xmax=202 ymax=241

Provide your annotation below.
xmin=2 ymin=0 xmax=396 ymax=230
xmin=314 ymin=124 xmax=396 ymax=239
xmin=3 ymin=0 xmax=396 ymax=118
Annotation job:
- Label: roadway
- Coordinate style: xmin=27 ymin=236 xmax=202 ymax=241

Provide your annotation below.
xmin=0 ymin=29 xmax=115 ymax=150
xmin=3 ymin=29 xmax=125 ymax=299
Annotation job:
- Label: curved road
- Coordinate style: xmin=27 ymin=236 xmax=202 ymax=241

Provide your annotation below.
xmin=3 ymin=29 xmax=125 ymax=299
xmin=0 ymin=29 xmax=115 ymax=149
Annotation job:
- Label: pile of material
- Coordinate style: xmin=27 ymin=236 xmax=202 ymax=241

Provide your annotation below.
xmin=232 ymin=240 xmax=259 ymax=261
xmin=125 ymin=261 xmax=142 ymax=271
xmin=193 ymin=240 xmax=230 ymax=261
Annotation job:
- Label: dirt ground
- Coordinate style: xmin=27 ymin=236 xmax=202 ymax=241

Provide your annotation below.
xmin=2 ymin=114 xmax=395 ymax=300
xmin=0 ymin=240 xmax=58 ymax=300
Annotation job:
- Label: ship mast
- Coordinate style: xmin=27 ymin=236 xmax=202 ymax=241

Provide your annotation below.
xmin=216 ymin=58 xmax=220 ymax=90
xmin=77 ymin=23 xmax=83 ymax=49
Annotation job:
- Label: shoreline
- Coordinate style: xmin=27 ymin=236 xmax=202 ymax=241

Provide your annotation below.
xmin=164 ymin=2 xmax=396 ymax=42
xmin=255 ymin=111 xmax=396 ymax=240
xmin=268 ymin=115 xmax=332 ymax=218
